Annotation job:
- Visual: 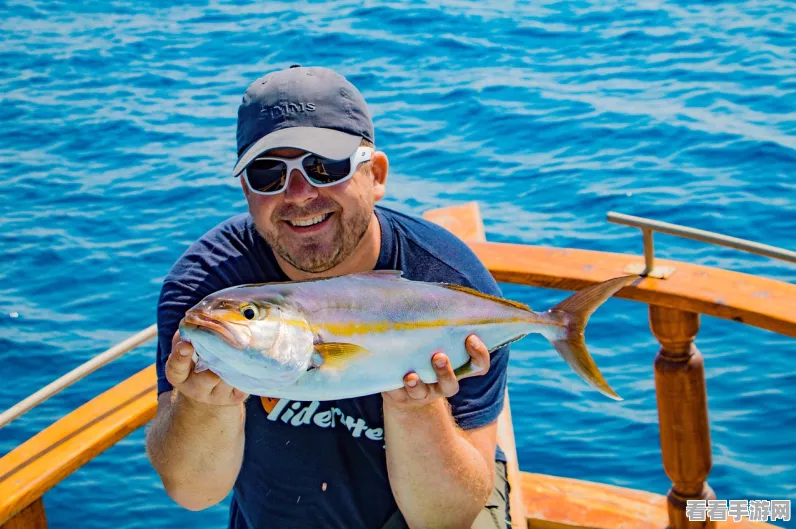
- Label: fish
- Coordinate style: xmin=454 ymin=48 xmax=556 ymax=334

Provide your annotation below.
xmin=178 ymin=271 xmax=637 ymax=401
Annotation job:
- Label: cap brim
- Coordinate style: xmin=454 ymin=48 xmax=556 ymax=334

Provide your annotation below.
xmin=232 ymin=127 xmax=362 ymax=176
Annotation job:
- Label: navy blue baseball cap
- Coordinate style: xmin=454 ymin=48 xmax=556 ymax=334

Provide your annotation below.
xmin=232 ymin=65 xmax=375 ymax=177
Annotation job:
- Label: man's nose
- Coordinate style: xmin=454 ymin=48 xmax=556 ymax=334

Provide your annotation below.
xmin=283 ymin=168 xmax=319 ymax=205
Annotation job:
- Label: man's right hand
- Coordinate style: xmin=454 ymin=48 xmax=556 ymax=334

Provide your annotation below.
xmin=147 ymin=330 xmax=248 ymax=511
xmin=165 ymin=330 xmax=249 ymax=406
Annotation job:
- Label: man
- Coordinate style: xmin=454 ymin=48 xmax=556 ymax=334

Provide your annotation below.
xmin=146 ymin=64 xmax=511 ymax=529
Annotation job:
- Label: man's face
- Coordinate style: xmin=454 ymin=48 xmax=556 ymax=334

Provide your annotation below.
xmin=241 ymin=147 xmax=384 ymax=274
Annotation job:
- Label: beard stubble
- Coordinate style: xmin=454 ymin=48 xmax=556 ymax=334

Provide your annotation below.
xmin=258 ymin=194 xmax=374 ymax=273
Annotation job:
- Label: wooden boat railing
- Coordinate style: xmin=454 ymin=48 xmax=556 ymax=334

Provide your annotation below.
xmin=1 ymin=202 xmax=793 ymax=529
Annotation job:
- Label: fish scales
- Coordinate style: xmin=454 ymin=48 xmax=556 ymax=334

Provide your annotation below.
xmin=296 ymin=277 xmax=533 ymax=338
xmin=279 ymin=275 xmax=540 ymax=399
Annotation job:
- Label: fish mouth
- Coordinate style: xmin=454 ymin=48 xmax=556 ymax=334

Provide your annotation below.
xmin=182 ymin=311 xmax=249 ymax=349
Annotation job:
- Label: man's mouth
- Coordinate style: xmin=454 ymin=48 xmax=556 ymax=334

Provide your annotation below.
xmin=285 ymin=212 xmax=333 ymax=229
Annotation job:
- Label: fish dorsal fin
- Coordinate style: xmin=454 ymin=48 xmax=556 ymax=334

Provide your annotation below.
xmin=231 ymin=270 xmax=403 ymax=289
xmin=351 ymin=270 xmax=404 ymax=281
xmin=229 ymin=276 xmax=336 ymax=289
xmin=313 ymin=342 xmax=371 ymax=370
xmin=440 ymin=283 xmax=531 ymax=312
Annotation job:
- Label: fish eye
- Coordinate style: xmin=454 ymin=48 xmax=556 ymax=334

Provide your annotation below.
xmin=241 ymin=304 xmax=260 ymax=320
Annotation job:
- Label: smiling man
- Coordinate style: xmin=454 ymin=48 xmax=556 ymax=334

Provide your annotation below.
xmin=145 ymin=65 xmax=511 ymax=529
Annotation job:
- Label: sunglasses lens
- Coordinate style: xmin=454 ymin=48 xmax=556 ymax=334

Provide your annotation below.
xmin=246 ymin=159 xmax=288 ymax=193
xmin=302 ymin=155 xmax=352 ymax=185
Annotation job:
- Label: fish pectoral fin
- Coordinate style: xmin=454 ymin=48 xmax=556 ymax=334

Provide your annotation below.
xmin=314 ymin=342 xmax=371 ymax=370
xmin=193 ymin=354 xmax=211 ymax=373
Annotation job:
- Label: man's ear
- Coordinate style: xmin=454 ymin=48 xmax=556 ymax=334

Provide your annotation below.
xmin=240 ymin=175 xmax=250 ymax=199
xmin=369 ymin=151 xmax=389 ymax=202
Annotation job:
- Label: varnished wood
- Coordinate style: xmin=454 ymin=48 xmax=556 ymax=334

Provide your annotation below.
xmin=0 ymin=366 xmax=157 ymax=525
xmin=651 ymin=306 xmax=715 ymax=528
xmin=422 ymin=201 xmax=487 ymax=242
xmin=521 ymin=472 xmax=776 ymax=529
xmin=463 ymin=240 xmax=796 ymax=338
xmin=423 ymin=202 xmax=527 ymax=529
xmin=0 ymin=498 xmax=46 ymax=529
xmin=651 ymin=307 xmax=700 ymax=356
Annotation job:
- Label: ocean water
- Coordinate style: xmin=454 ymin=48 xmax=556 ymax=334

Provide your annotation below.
xmin=1 ymin=0 xmax=794 ymax=527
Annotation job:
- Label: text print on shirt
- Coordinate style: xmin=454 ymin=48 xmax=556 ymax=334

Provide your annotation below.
xmin=262 ymin=397 xmax=384 ymax=443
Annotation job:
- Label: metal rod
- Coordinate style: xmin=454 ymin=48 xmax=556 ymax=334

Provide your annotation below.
xmin=0 ymin=324 xmax=158 ymax=430
xmin=607 ymin=212 xmax=796 ymax=264
xmin=643 ymin=228 xmax=655 ymax=273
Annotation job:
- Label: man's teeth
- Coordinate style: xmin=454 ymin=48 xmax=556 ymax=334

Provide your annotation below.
xmin=289 ymin=214 xmax=329 ymax=227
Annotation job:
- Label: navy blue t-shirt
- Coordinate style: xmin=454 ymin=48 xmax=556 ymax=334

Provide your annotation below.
xmin=155 ymin=205 xmax=510 ymax=529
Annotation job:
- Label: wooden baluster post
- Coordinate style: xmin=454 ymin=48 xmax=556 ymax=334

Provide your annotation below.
xmin=1 ymin=498 xmax=47 ymax=529
xmin=650 ymin=306 xmax=715 ymax=529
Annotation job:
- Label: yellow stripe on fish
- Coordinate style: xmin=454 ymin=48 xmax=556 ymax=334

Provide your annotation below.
xmin=306 ymin=316 xmax=551 ymax=337
xmin=283 ymin=318 xmax=312 ymax=332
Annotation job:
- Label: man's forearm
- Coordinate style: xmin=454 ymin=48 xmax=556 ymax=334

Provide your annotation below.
xmin=146 ymin=392 xmax=246 ymax=510
xmin=383 ymin=399 xmax=493 ymax=529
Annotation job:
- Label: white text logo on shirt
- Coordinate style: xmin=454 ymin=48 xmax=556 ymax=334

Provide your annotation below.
xmin=262 ymin=397 xmax=384 ymax=442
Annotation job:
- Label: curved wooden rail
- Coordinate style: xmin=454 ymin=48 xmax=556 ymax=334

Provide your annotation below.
xmin=465 ymin=242 xmax=796 ymax=337
xmin=424 ymin=204 xmax=796 ymax=338
xmin=1 ymin=202 xmax=791 ymax=528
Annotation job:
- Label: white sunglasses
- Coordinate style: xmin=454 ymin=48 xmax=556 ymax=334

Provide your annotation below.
xmin=243 ymin=147 xmax=373 ymax=196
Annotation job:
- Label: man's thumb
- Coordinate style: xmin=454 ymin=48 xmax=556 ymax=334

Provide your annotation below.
xmin=166 ymin=341 xmax=194 ymax=385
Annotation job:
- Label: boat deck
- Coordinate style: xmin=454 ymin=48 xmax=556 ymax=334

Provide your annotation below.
xmin=522 ymin=472 xmax=772 ymax=529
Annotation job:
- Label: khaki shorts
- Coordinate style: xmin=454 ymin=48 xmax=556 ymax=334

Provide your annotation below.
xmin=380 ymin=460 xmax=510 ymax=529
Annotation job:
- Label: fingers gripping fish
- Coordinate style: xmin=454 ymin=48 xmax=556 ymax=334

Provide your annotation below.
xmin=178 ymin=271 xmax=637 ymax=401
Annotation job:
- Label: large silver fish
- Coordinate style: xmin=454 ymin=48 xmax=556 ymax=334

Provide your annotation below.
xmin=178 ymin=271 xmax=636 ymax=401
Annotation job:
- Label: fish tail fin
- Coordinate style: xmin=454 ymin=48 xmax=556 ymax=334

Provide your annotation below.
xmin=544 ymin=275 xmax=638 ymax=401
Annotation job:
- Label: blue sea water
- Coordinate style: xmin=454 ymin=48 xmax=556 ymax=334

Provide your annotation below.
xmin=1 ymin=0 xmax=794 ymax=527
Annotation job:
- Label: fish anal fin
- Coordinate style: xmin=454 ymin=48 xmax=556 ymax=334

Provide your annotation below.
xmin=441 ymin=283 xmax=531 ymax=312
xmin=453 ymin=359 xmax=476 ymax=378
xmin=453 ymin=357 xmax=488 ymax=378
xmin=314 ymin=342 xmax=371 ymax=370
xmin=488 ymin=334 xmax=527 ymax=353
xmin=450 ymin=334 xmax=526 ymax=379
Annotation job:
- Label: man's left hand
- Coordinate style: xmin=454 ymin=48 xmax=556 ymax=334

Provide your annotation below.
xmin=382 ymin=334 xmax=490 ymax=409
